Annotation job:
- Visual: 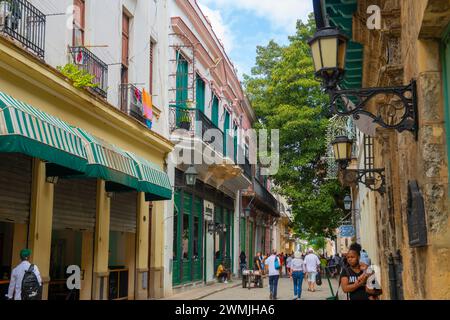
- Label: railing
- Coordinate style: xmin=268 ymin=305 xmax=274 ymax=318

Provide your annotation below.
xmin=108 ymin=268 xmax=128 ymax=300
xmin=169 ymin=105 xmax=224 ymax=156
xmin=254 ymin=177 xmax=278 ymax=212
xmin=0 ymin=0 xmax=46 ymax=58
xmin=119 ymin=84 xmax=146 ymax=123
xmin=69 ymin=46 xmax=108 ymax=98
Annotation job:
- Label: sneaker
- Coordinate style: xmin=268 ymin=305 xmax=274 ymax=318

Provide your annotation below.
xmin=270 ymin=293 xmax=273 ymax=300
xmin=224 ymin=280 xmax=228 ymax=284
xmin=292 ymin=296 xmax=298 ymax=300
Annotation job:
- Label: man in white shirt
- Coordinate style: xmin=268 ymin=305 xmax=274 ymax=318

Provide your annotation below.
xmin=264 ymin=249 xmax=281 ymax=300
xmin=7 ymin=249 xmax=42 ymax=300
xmin=304 ymin=248 xmax=320 ymax=292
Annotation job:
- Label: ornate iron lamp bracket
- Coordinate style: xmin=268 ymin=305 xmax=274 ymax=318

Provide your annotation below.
xmin=347 ymin=168 xmax=386 ymax=195
xmin=328 ymin=80 xmax=418 ymax=135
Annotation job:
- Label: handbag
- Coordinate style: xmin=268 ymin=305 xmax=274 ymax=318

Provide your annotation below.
xmin=316 ymin=271 xmax=322 ymax=286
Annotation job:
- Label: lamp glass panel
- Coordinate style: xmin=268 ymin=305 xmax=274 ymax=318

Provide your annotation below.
xmin=310 ymin=40 xmax=323 ymax=72
xmin=332 ymin=143 xmax=340 ymax=161
xmin=320 ymin=38 xmax=338 ymax=69
xmin=337 ymin=38 xmax=347 ymax=69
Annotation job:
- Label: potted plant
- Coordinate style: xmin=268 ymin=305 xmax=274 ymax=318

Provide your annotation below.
xmin=178 ymin=110 xmax=191 ymax=130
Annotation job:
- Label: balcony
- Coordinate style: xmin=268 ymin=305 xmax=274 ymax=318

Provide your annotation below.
xmin=69 ymin=46 xmax=108 ymax=98
xmin=0 ymin=0 xmax=46 ymax=58
xmin=254 ymin=177 xmax=279 ymax=214
xmin=169 ymin=105 xmax=224 ymax=156
xmin=119 ymin=84 xmax=145 ymax=124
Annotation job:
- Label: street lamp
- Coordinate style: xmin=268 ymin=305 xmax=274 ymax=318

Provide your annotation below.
xmin=331 ymin=136 xmax=353 ymax=169
xmin=344 ymin=195 xmax=352 ymax=211
xmin=308 ymin=26 xmax=418 ymax=134
xmin=185 ymin=166 xmax=198 ymax=186
xmin=331 ymin=135 xmax=386 ymax=195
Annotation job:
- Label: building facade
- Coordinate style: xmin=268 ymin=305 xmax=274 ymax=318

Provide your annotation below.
xmin=0 ymin=0 xmax=173 ymax=300
xmin=314 ymin=0 xmax=450 ymax=299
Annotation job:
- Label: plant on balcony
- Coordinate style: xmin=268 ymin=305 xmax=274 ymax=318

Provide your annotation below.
xmin=57 ymin=63 xmax=99 ymax=90
xmin=178 ymin=109 xmax=191 ymax=130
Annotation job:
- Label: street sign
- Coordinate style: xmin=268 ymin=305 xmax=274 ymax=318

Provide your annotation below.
xmin=339 ymin=225 xmax=355 ymax=237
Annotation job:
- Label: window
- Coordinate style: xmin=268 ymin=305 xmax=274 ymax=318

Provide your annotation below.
xmin=73 ymin=0 xmax=85 ymax=46
xmin=121 ymin=12 xmax=130 ymax=84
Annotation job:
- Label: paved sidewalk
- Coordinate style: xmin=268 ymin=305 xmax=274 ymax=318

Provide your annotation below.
xmin=162 ymin=279 xmax=242 ymax=300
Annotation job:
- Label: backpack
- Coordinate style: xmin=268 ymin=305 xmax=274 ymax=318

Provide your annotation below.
xmin=274 ymin=257 xmax=280 ymax=270
xmin=21 ymin=264 xmax=42 ymax=300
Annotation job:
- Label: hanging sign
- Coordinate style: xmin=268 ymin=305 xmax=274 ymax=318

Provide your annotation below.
xmin=339 ymin=225 xmax=355 ymax=237
xmin=204 ymin=200 xmax=214 ymax=222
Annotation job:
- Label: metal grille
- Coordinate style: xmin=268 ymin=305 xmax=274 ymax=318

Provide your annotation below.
xmin=0 ymin=0 xmax=46 ymax=58
xmin=69 ymin=46 xmax=108 ymax=98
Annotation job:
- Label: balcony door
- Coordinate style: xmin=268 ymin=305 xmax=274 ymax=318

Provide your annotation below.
xmin=211 ymin=95 xmax=219 ymax=127
xmin=196 ymin=75 xmax=205 ymax=113
xmin=223 ymin=111 xmax=230 ymax=157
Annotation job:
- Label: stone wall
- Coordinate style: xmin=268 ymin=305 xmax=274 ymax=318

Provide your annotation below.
xmin=353 ymin=0 xmax=450 ymax=299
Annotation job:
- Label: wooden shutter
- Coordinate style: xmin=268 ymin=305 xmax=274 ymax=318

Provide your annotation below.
xmin=53 ymin=178 xmax=97 ymax=231
xmin=110 ymin=191 xmax=137 ymax=233
xmin=149 ymin=41 xmax=154 ymax=94
xmin=0 ymin=154 xmax=32 ymax=224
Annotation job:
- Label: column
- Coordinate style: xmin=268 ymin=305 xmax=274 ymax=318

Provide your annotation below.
xmin=92 ymin=179 xmax=110 ymax=300
xmin=28 ymin=159 xmax=54 ymax=300
xmin=135 ymin=192 xmax=149 ymax=300
xmin=11 ymin=224 xmax=28 ymax=267
xmin=149 ymin=200 xmax=164 ymax=298
xmin=80 ymin=231 xmax=93 ymax=300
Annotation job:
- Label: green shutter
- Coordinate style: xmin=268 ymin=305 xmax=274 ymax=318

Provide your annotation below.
xmin=211 ymin=95 xmax=219 ymax=127
xmin=196 ymin=76 xmax=205 ymax=113
xmin=223 ymin=111 xmax=230 ymax=157
xmin=176 ymin=53 xmax=189 ymax=126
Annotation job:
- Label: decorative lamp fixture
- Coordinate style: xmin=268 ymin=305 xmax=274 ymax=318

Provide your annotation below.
xmin=332 ymin=136 xmax=353 ymax=169
xmin=343 ymin=195 xmax=352 ymax=211
xmin=332 ymin=135 xmax=386 ymax=195
xmin=309 ymin=27 xmax=418 ymax=134
xmin=185 ymin=166 xmax=198 ymax=186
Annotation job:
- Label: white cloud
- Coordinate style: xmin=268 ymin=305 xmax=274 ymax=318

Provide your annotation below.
xmin=199 ymin=0 xmax=313 ymax=33
xmin=198 ymin=3 xmax=235 ymax=53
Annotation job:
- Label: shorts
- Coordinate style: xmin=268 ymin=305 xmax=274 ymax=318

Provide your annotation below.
xmin=307 ymin=272 xmax=317 ymax=282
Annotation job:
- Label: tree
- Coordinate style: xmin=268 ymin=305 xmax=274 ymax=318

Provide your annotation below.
xmin=244 ymin=15 xmax=347 ymax=238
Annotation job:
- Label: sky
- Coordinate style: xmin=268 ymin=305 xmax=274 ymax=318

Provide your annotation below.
xmin=197 ymin=0 xmax=314 ymax=79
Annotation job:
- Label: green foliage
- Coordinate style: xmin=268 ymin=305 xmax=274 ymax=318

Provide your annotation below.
xmin=245 ymin=14 xmax=347 ymax=238
xmin=57 ymin=63 xmax=98 ymax=89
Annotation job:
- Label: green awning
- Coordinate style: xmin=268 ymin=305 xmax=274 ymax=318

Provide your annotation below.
xmin=126 ymin=152 xmax=173 ymax=201
xmin=76 ymin=128 xmax=140 ymax=190
xmin=0 ymin=92 xmax=87 ymax=172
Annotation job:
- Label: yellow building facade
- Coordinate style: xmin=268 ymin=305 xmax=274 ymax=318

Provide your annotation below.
xmin=0 ymin=34 xmax=173 ymax=300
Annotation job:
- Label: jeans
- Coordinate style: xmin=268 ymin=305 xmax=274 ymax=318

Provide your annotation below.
xmin=269 ymin=275 xmax=279 ymax=298
xmin=292 ymin=271 xmax=304 ymax=298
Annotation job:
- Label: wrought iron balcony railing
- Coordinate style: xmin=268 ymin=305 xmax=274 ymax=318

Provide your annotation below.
xmin=0 ymin=0 xmax=46 ymax=58
xmin=169 ymin=105 xmax=224 ymax=156
xmin=119 ymin=84 xmax=145 ymax=124
xmin=254 ymin=177 xmax=278 ymax=213
xmin=69 ymin=46 xmax=108 ymax=98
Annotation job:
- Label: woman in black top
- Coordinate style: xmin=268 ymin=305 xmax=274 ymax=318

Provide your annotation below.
xmin=341 ymin=243 xmax=377 ymax=300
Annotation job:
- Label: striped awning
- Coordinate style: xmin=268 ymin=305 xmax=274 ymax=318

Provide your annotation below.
xmin=126 ymin=152 xmax=172 ymax=201
xmin=0 ymin=92 xmax=87 ymax=172
xmin=76 ymin=128 xmax=140 ymax=190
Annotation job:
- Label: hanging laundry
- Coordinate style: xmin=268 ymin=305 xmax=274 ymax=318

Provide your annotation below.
xmin=142 ymin=88 xmax=153 ymax=129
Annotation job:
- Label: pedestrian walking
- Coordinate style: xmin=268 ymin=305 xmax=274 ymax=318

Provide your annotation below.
xmin=304 ymin=248 xmax=321 ymax=292
xmin=286 ymin=254 xmax=293 ymax=277
xmin=289 ymin=251 xmax=305 ymax=300
xmin=6 ymin=249 xmax=42 ymax=300
xmin=341 ymin=243 xmax=382 ymax=300
xmin=265 ymin=249 xmax=281 ymax=300
xmin=239 ymin=251 xmax=247 ymax=277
